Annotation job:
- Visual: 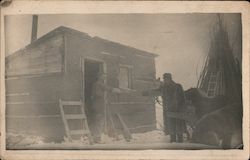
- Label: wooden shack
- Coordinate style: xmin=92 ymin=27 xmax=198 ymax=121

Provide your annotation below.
xmin=5 ymin=26 xmax=158 ymax=141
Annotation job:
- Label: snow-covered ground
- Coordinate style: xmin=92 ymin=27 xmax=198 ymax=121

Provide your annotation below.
xmin=6 ymin=129 xmax=211 ymax=150
xmin=6 ymin=130 xmax=217 ymax=150
xmin=6 ymin=132 xmax=45 ymax=148
xmin=6 ymin=104 xmax=198 ymax=149
xmin=155 ymin=103 xmax=164 ymax=130
xmin=6 ymin=130 xmax=171 ymax=148
xmin=5 ymin=102 xmax=207 ymax=149
xmin=6 ymin=101 xmax=172 ymax=149
xmin=99 ymin=130 xmax=172 ymax=144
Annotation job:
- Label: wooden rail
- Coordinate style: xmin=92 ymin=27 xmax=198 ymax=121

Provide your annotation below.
xmin=110 ymin=102 xmax=154 ymax=105
xmin=6 ymin=101 xmax=57 ymax=105
xmin=6 ymin=115 xmax=61 ymax=118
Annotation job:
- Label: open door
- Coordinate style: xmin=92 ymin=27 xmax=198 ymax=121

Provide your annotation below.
xmin=81 ymin=58 xmax=106 ymax=135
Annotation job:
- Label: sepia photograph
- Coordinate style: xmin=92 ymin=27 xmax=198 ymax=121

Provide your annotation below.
xmin=1 ymin=1 xmax=249 ymax=160
xmin=4 ymin=13 xmax=243 ymax=150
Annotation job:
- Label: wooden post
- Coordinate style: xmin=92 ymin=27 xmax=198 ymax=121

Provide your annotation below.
xmin=80 ymin=57 xmax=85 ymax=107
xmin=103 ymin=63 xmax=108 ymax=134
xmin=116 ymin=113 xmax=132 ymax=141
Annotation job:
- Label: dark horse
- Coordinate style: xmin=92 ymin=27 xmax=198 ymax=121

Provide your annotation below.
xmin=192 ymin=103 xmax=243 ymax=149
xmin=184 ymin=88 xmax=228 ymax=119
xmin=184 ymin=88 xmax=243 ymax=149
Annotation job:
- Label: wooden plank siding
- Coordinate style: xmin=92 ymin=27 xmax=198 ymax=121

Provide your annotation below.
xmin=5 ymin=29 xmax=86 ymax=140
xmin=6 ymin=35 xmax=64 ymax=76
xmin=5 ymin=26 xmax=158 ymax=140
xmin=6 ymin=74 xmax=62 ymax=94
xmin=65 ymin=31 xmax=157 ymax=133
xmin=5 ymin=74 xmax=65 ymax=140
xmin=6 ymin=117 xmax=65 ymax=141
xmin=6 ymin=103 xmax=60 ymax=116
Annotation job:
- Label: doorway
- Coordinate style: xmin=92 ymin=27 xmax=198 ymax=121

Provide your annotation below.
xmin=83 ymin=59 xmax=104 ymax=131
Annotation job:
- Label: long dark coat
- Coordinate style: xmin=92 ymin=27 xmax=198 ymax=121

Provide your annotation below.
xmin=158 ymin=81 xmax=186 ymax=135
xmin=89 ymin=80 xmax=105 ymax=138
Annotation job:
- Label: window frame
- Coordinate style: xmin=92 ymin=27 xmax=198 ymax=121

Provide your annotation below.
xmin=118 ymin=64 xmax=133 ymax=90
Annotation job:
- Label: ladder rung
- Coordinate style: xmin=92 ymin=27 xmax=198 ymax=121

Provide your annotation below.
xmin=61 ymin=101 xmax=82 ymax=106
xmin=59 ymin=99 xmax=92 ymax=144
xmin=69 ymin=129 xmax=90 ymax=135
xmin=65 ymin=114 xmax=86 ymax=119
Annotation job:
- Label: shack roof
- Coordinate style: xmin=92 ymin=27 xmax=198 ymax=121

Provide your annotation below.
xmin=6 ymin=26 xmax=158 ymax=61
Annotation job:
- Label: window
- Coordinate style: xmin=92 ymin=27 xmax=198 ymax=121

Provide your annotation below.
xmin=119 ymin=66 xmax=132 ymax=89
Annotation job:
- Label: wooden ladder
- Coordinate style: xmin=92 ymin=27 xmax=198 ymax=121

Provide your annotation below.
xmin=59 ymin=99 xmax=93 ymax=144
xmin=206 ymin=71 xmax=218 ymax=97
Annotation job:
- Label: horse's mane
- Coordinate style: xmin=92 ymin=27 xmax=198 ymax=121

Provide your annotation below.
xmin=185 ymin=87 xmax=209 ymax=99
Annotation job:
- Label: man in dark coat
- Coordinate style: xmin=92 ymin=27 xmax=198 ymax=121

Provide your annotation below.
xmin=90 ymin=74 xmax=106 ymax=143
xmin=161 ymin=73 xmax=186 ymax=142
xmin=143 ymin=73 xmax=186 ymax=142
xmin=90 ymin=74 xmax=121 ymax=143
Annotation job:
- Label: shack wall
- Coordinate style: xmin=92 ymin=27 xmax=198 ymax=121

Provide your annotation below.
xmin=65 ymin=33 xmax=156 ymax=133
xmin=5 ymin=34 xmax=66 ymax=141
xmin=6 ymin=74 xmax=65 ymax=141
xmin=6 ymin=35 xmax=64 ymax=76
xmin=5 ymin=29 xmax=158 ymax=142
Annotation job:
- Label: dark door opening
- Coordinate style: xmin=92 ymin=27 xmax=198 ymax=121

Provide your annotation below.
xmin=84 ymin=60 xmax=103 ymax=131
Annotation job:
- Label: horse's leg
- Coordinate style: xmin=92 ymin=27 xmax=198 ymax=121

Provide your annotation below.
xmin=221 ymin=134 xmax=232 ymax=149
xmin=230 ymin=130 xmax=243 ymax=149
xmin=185 ymin=124 xmax=192 ymax=141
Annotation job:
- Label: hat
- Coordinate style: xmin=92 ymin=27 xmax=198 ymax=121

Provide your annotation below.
xmin=163 ymin=73 xmax=172 ymax=79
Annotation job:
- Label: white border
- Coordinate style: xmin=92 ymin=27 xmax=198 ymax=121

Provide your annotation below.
xmin=1 ymin=1 xmax=249 ymax=160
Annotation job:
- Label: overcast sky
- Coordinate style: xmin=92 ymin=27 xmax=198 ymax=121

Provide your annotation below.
xmin=5 ymin=14 xmax=241 ymax=89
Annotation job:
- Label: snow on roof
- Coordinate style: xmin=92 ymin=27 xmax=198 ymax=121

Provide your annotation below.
xmin=6 ymin=26 xmax=158 ymax=61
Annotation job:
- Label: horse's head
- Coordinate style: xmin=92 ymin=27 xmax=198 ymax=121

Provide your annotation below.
xmin=185 ymin=87 xmax=207 ymax=102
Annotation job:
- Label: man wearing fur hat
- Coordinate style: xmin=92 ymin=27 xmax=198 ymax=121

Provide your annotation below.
xmin=143 ymin=73 xmax=186 ymax=143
